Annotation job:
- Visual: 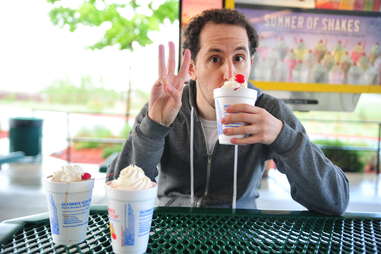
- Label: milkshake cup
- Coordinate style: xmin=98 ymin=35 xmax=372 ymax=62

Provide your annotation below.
xmin=213 ymin=87 xmax=257 ymax=145
xmin=105 ymin=165 xmax=157 ymax=254
xmin=43 ymin=177 xmax=94 ymax=246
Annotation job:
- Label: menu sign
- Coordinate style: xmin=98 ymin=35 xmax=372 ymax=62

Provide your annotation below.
xmin=236 ymin=4 xmax=381 ymax=92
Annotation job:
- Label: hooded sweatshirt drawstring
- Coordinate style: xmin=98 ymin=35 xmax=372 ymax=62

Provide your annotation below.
xmin=190 ymin=106 xmax=195 ymax=206
xmin=233 ymin=145 xmax=238 ymax=209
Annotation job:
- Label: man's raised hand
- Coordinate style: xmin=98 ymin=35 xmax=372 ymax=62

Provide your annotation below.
xmin=148 ymin=41 xmax=191 ymax=126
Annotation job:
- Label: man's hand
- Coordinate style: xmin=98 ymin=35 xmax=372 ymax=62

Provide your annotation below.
xmin=221 ymin=104 xmax=283 ymax=145
xmin=148 ymin=41 xmax=191 ymax=126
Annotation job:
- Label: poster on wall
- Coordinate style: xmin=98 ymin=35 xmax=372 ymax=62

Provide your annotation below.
xmin=179 ymin=0 xmax=224 ymax=69
xmin=236 ymin=4 xmax=381 ymax=90
xmin=181 ymin=0 xmax=224 ymax=27
xmin=236 ymin=0 xmax=315 ymax=8
xmin=315 ymin=0 xmax=381 ymax=11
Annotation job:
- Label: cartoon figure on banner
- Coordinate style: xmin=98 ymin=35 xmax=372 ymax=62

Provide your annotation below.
xmin=286 ymin=49 xmax=297 ymax=82
xmin=369 ymin=43 xmax=380 ymax=65
xmin=276 ymin=36 xmax=289 ymax=61
xmin=314 ymin=39 xmax=328 ymax=62
xmin=294 ymin=37 xmax=307 ymax=61
xmin=322 ymin=51 xmax=335 ymax=71
xmin=351 ymin=41 xmax=365 ymax=64
xmin=333 ymin=40 xmax=347 ymax=63
xmin=340 ymin=51 xmax=352 ymax=83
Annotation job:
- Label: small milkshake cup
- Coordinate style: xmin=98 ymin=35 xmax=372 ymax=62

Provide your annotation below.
xmin=213 ymin=74 xmax=257 ymax=145
xmin=43 ymin=166 xmax=94 ymax=246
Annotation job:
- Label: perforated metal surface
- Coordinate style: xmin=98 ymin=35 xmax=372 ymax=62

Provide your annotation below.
xmin=0 ymin=212 xmax=111 ymax=254
xmin=1 ymin=207 xmax=381 ymax=253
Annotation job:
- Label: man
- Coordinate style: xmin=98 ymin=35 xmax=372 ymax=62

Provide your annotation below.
xmin=107 ymin=9 xmax=349 ymax=215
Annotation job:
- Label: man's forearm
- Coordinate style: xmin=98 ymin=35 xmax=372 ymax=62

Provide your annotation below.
xmin=271 ymin=123 xmax=349 ymax=215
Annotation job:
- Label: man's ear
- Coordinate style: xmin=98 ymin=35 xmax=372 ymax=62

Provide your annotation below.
xmin=250 ymin=55 xmax=255 ymax=65
xmin=189 ymin=60 xmax=197 ymax=80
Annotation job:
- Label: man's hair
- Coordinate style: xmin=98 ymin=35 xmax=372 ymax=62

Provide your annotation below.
xmin=183 ymin=9 xmax=258 ymax=60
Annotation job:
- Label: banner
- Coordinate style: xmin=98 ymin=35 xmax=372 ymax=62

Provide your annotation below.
xmin=236 ymin=4 xmax=381 ymax=92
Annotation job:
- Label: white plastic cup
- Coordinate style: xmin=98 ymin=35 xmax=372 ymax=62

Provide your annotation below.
xmin=43 ymin=178 xmax=94 ymax=246
xmin=105 ymin=182 xmax=158 ymax=254
xmin=213 ymin=87 xmax=257 ymax=145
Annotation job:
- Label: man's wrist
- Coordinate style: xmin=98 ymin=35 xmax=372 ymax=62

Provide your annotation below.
xmin=141 ymin=115 xmax=171 ymax=139
xmin=147 ymin=113 xmax=170 ymax=127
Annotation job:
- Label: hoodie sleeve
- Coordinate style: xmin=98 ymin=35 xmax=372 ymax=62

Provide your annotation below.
xmin=266 ymin=97 xmax=349 ymax=216
xmin=106 ymin=104 xmax=170 ymax=182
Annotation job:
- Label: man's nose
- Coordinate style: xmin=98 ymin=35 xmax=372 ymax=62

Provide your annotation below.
xmin=222 ymin=60 xmax=235 ymax=80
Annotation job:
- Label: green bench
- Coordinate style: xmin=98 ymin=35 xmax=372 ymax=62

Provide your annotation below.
xmin=99 ymin=152 xmax=119 ymax=173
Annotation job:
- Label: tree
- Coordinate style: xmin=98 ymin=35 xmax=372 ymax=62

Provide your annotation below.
xmin=47 ymin=0 xmax=179 ymax=117
xmin=47 ymin=0 xmax=178 ymax=50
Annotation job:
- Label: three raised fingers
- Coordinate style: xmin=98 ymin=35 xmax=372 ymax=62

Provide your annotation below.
xmin=158 ymin=44 xmax=166 ymax=78
xmin=178 ymin=49 xmax=191 ymax=82
xmin=167 ymin=41 xmax=176 ymax=76
xmin=158 ymin=42 xmax=191 ymax=89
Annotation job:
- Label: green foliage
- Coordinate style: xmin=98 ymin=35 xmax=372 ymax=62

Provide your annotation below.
xmin=74 ymin=125 xmax=114 ymax=149
xmin=73 ymin=122 xmax=132 ymax=158
xmin=314 ymin=139 xmax=374 ymax=173
xmin=48 ymin=0 xmax=178 ymax=50
xmin=0 ymin=93 xmax=17 ymax=102
xmin=128 ymin=89 xmax=150 ymax=115
xmin=42 ymin=76 xmax=121 ymax=111
xmin=102 ymin=144 xmax=123 ymax=159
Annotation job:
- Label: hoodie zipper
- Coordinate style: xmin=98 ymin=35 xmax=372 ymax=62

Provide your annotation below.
xmin=197 ymin=154 xmax=214 ymax=207
xmin=197 ymin=119 xmax=217 ymax=207
xmin=204 ymin=156 xmax=212 ymax=196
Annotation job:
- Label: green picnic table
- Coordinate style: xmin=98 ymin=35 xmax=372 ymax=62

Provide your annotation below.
xmin=1 ymin=206 xmax=380 ymax=253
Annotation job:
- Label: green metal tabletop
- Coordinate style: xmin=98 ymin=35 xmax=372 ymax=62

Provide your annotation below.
xmin=1 ymin=206 xmax=380 ymax=253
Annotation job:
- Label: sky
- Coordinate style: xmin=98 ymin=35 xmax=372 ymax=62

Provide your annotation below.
xmin=0 ymin=0 xmax=179 ymax=93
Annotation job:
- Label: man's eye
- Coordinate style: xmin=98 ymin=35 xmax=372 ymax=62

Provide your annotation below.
xmin=234 ymin=55 xmax=245 ymax=62
xmin=210 ymin=56 xmax=220 ymax=63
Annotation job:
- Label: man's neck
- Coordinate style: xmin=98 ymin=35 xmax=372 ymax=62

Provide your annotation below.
xmin=196 ymin=92 xmax=216 ymax=121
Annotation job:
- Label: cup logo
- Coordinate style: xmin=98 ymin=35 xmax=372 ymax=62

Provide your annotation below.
xmin=48 ymin=194 xmax=60 ymax=235
xmin=123 ymin=204 xmax=135 ymax=246
xmin=109 ymin=223 xmax=117 ymax=240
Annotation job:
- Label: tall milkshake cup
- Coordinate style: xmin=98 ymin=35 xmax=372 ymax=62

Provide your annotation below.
xmin=105 ymin=165 xmax=157 ymax=254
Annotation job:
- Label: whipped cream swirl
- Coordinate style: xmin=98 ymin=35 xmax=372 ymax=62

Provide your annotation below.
xmin=111 ymin=165 xmax=154 ymax=190
xmin=51 ymin=165 xmax=84 ymax=182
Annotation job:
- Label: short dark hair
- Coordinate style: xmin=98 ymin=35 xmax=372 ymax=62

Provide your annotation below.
xmin=183 ymin=9 xmax=258 ymax=60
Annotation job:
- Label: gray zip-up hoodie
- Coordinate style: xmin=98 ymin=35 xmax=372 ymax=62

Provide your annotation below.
xmin=107 ymin=81 xmax=349 ymax=215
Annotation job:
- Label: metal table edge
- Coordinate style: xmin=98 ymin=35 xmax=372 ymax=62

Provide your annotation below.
xmin=1 ymin=205 xmax=381 ymax=245
xmin=152 ymin=206 xmax=381 ymax=219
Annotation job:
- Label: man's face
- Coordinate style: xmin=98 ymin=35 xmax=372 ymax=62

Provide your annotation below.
xmin=189 ymin=23 xmax=252 ymax=112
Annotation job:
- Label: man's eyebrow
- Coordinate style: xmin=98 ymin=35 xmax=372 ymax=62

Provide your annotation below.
xmin=207 ymin=48 xmax=223 ymax=53
xmin=207 ymin=46 xmax=248 ymax=53
xmin=235 ymin=46 xmax=248 ymax=52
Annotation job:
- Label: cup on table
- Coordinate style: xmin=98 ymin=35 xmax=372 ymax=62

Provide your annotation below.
xmin=213 ymin=87 xmax=257 ymax=145
xmin=105 ymin=182 xmax=157 ymax=254
xmin=43 ymin=178 xmax=94 ymax=246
